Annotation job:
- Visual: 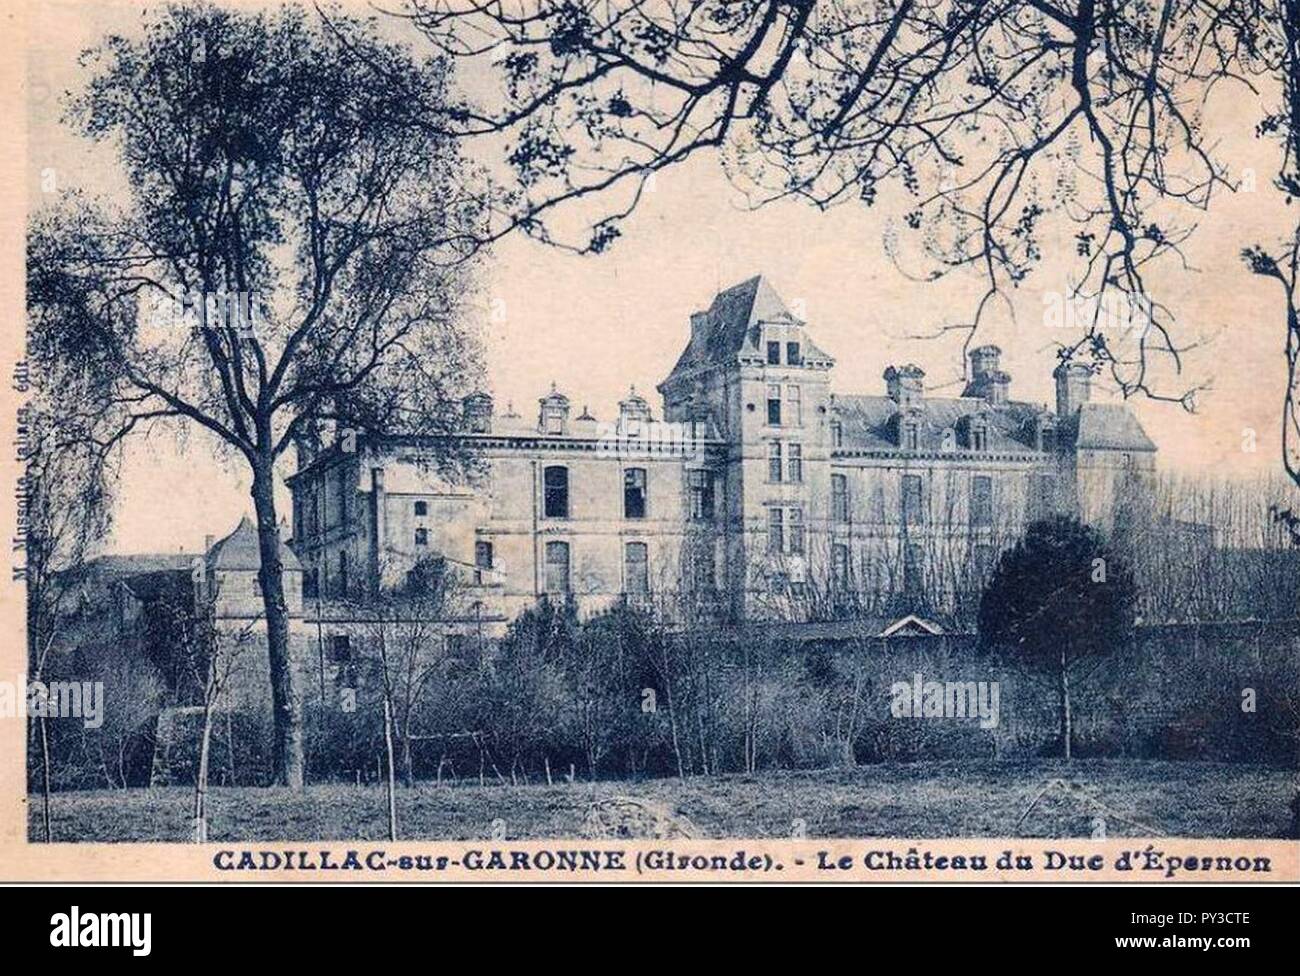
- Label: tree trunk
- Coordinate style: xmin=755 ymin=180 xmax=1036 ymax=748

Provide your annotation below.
xmin=251 ymin=462 xmax=305 ymax=789
xmin=401 ymin=723 xmax=414 ymax=789
xmin=38 ymin=713 xmax=52 ymax=842
xmin=1059 ymin=646 xmax=1072 ymax=761
xmin=381 ymin=693 xmax=398 ymax=841
xmin=193 ymin=704 xmax=213 ymax=843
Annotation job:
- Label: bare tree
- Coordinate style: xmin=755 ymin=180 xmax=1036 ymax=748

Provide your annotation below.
xmin=21 ymin=338 xmax=113 ymax=836
xmin=30 ymin=5 xmax=485 ymax=786
xmin=404 ymin=1 xmax=1300 ymax=496
xmin=189 ymin=607 xmax=256 ymax=844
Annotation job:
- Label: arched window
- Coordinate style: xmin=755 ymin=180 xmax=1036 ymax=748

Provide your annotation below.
xmin=543 ymin=465 xmax=569 ymax=518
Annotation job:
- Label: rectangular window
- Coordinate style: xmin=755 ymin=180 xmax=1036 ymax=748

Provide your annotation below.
xmin=690 ymin=545 xmax=716 ymax=591
xmin=767 ymin=341 xmax=781 ymax=365
xmin=902 ymin=474 xmax=924 ymax=525
xmin=768 ymin=442 xmax=783 ymax=482
xmin=904 ymin=543 xmax=923 ymax=594
xmin=337 ymin=467 xmax=350 ymax=525
xmin=787 ymin=342 xmax=802 ymax=366
xmin=327 ymin=634 xmax=352 ymax=665
xmin=971 ymin=475 xmax=993 ymax=527
xmin=789 ymin=508 xmax=805 ymax=555
xmin=688 ymin=470 xmax=714 ymax=520
xmin=474 ymin=540 xmax=493 ymax=585
xmin=624 ymin=541 xmax=649 ymax=595
xmin=766 ymin=384 xmax=782 ymax=425
xmin=415 ymin=527 xmax=429 ymax=547
xmin=903 ymin=423 xmax=919 ymax=451
xmin=974 ymin=544 xmax=994 ymax=577
xmin=832 ymin=543 xmax=850 ymax=588
xmin=767 ymin=508 xmax=784 ymax=555
xmin=787 ymin=443 xmax=803 ymax=483
xmin=832 ymin=473 xmax=849 ymax=522
xmin=786 ymin=384 xmax=802 ymax=426
xmin=1028 ymin=474 xmax=1053 ymax=521
xmin=543 ymin=465 xmax=569 ymax=519
xmin=830 ymin=420 xmax=843 ymax=448
xmin=544 ymin=541 xmax=570 ymax=594
xmin=971 ymin=426 xmax=988 ymax=452
xmin=624 ymin=468 xmax=647 ymax=519
xmin=414 ymin=500 xmax=428 ymax=516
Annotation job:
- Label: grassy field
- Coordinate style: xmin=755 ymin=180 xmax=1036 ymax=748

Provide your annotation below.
xmin=28 ymin=760 xmax=1296 ymax=842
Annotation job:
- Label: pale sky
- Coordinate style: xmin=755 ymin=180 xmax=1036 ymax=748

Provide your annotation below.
xmin=24 ymin=0 xmax=1297 ymax=555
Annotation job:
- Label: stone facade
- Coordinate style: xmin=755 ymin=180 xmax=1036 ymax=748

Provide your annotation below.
xmin=286 ymin=276 xmax=1157 ymax=629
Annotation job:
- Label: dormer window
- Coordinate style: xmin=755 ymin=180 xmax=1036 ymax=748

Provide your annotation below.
xmin=619 ymin=386 xmax=651 ymax=433
xmin=830 ymin=420 xmax=843 ymax=448
xmin=941 ymin=428 xmax=956 ymax=453
xmin=1035 ymin=417 xmax=1058 ymax=454
xmin=961 ymin=414 xmax=990 ymax=452
xmin=787 ymin=342 xmax=802 ymax=366
xmin=538 ymin=383 xmax=570 ymax=435
xmin=767 ymin=341 xmax=781 ymax=365
xmin=902 ymin=420 xmax=919 ymax=451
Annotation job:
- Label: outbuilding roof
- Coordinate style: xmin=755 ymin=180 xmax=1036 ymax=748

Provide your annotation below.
xmin=206 ymin=516 xmax=302 ymax=572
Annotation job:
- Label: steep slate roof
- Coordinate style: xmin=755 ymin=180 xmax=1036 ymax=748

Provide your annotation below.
xmin=1069 ymin=403 xmax=1158 ymax=452
xmin=662 ymin=276 xmax=834 ymax=383
xmin=831 ymin=394 xmax=1046 ymax=454
xmin=206 ymin=516 xmax=302 ymax=572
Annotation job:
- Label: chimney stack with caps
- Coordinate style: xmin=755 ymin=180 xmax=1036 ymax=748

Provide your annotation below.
xmin=1054 ymin=362 xmax=1092 ymax=418
xmin=963 ymin=345 xmax=1011 ymax=404
xmin=463 ymin=392 xmax=494 ymax=433
xmin=884 ymin=364 xmax=926 ymax=409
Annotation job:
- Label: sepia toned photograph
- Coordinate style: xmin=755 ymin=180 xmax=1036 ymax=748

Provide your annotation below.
xmin=5 ymin=0 xmax=1299 ymax=888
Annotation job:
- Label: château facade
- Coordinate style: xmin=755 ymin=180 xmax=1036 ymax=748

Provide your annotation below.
xmin=286 ymin=276 xmax=1156 ymax=631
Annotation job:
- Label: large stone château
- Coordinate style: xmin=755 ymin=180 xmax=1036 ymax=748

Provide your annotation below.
xmin=286 ymin=276 xmax=1156 ymax=632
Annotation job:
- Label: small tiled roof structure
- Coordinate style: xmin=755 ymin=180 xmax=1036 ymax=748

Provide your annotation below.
xmin=69 ymin=553 xmax=193 ymax=584
xmin=662 ymin=275 xmax=835 ymax=382
xmin=206 ymin=516 xmax=302 ymax=573
xmin=1067 ymin=403 xmax=1158 ymax=452
xmin=119 ymin=569 xmax=193 ymax=604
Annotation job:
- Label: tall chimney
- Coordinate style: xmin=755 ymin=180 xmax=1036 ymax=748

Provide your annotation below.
xmin=964 ymin=345 xmax=1011 ymax=404
xmin=1054 ymin=362 xmax=1092 ymax=418
xmin=463 ymin=392 xmax=494 ymax=433
xmin=884 ymin=364 xmax=925 ymax=409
